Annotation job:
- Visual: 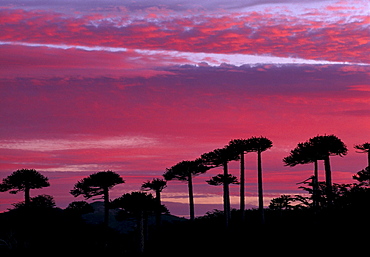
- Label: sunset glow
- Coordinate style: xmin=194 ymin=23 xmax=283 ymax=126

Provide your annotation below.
xmin=1 ymin=0 xmax=369 ymax=216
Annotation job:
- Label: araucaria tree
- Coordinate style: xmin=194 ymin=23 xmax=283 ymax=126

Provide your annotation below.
xmin=283 ymin=141 xmax=322 ymax=208
xmin=247 ymin=136 xmax=273 ymax=224
xmin=163 ymin=159 xmax=209 ymax=221
xmin=111 ymin=191 xmax=168 ymax=254
xmin=141 ymin=178 xmax=167 ymax=227
xmin=309 ymin=135 xmax=347 ymax=205
xmin=201 ymin=147 xmax=240 ymax=227
xmin=206 ymin=174 xmax=239 ymax=204
xmin=0 ymin=169 xmax=50 ymax=207
xmin=354 ymin=142 xmax=370 ymax=168
xmin=284 ymin=135 xmax=347 ymax=207
xmin=70 ymin=170 xmax=125 ymax=226
xmin=226 ymin=139 xmax=254 ymax=221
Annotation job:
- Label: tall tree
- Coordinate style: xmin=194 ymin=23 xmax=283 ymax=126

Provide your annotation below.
xmin=141 ymin=178 xmax=167 ymax=227
xmin=309 ymin=135 xmax=347 ymax=205
xmin=111 ymin=191 xmax=168 ymax=254
xmin=0 ymin=169 xmax=50 ymax=207
xmin=201 ymin=147 xmax=240 ymax=228
xmin=70 ymin=170 xmax=125 ymax=226
xmin=227 ymin=139 xmax=254 ymax=221
xmin=354 ymin=142 xmax=370 ymax=168
xmin=283 ymin=141 xmax=321 ymax=208
xmin=247 ymin=136 xmax=273 ymax=224
xmin=163 ymin=159 xmax=209 ymax=221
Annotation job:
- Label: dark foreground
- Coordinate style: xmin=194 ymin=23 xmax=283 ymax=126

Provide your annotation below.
xmin=0 ymin=205 xmax=369 ymax=256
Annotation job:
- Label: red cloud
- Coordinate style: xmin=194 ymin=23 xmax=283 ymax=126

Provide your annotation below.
xmin=0 ymin=4 xmax=368 ymax=64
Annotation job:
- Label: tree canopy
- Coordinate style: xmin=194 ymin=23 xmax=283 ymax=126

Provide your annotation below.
xmin=354 ymin=142 xmax=370 ymax=153
xmin=309 ymin=134 xmax=348 ymax=158
xmin=112 ymin=191 xmax=168 ymax=217
xmin=206 ymin=174 xmax=239 ymax=186
xmin=0 ymin=169 xmax=49 ymax=194
xmin=163 ymin=159 xmax=210 ymax=182
xmin=70 ymin=170 xmax=125 ymax=199
xmin=201 ymin=147 xmax=240 ymax=166
xmin=246 ymin=136 xmax=273 ymax=153
xmin=141 ymin=178 xmax=167 ymax=192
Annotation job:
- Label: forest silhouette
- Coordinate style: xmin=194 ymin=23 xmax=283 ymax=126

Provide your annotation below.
xmin=0 ymin=135 xmax=369 ymax=256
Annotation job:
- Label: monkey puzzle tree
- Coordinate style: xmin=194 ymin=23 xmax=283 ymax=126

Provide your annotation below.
xmin=247 ymin=136 xmax=273 ymax=224
xmin=309 ymin=135 xmax=347 ymax=205
xmin=283 ymin=141 xmax=321 ymax=208
xmin=206 ymin=174 xmax=239 ymax=205
xmin=201 ymin=147 xmax=240 ymax=228
xmin=354 ymin=142 xmax=370 ymax=168
xmin=111 ymin=191 xmax=168 ymax=254
xmin=0 ymin=169 xmax=50 ymax=207
xmin=206 ymin=174 xmax=239 ymax=217
xmin=163 ymin=159 xmax=209 ymax=221
xmin=226 ymin=139 xmax=254 ymax=221
xmin=141 ymin=178 xmax=167 ymax=227
xmin=206 ymin=174 xmax=239 ymax=186
xmin=70 ymin=170 xmax=124 ymax=226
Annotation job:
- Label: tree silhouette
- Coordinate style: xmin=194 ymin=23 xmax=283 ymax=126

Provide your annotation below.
xmin=11 ymin=194 xmax=56 ymax=210
xmin=309 ymin=135 xmax=347 ymax=205
xmin=227 ymin=139 xmax=254 ymax=221
xmin=0 ymin=169 xmax=50 ymax=207
xmin=353 ymin=167 xmax=370 ymax=186
xmin=70 ymin=170 xmax=124 ymax=226
xmin=201 ymin=147 xmax=240 ymax=227
xmin=269 ymin=194 xmax=295 ymax=211
xmin=247 ymin=136 xmax=273 ymax=224
xmin=141 ymin=178 xmax=167 ymax=227
xmin=354 ymin=142 xmax=370 ymax=168
xmin=283 ymin=141 xmax=321 ymax=208
xmin=163 ymin=159 xmax=210 ymax=221
xmin=206 ymin=173 xmax=239 ymax=186
xmin=65 ymin=201 xmax=94 ymax=216
xmin=111 ymin=191 xmax=168 ymax=254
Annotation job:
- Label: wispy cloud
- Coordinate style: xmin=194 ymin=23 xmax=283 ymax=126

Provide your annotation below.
xmin=1 ymin=41 xmax=366 ymax=68
xmin=1 ymin=1 xmax=368 ymax=64
xmin=0 ymin=136 xmax=159 ymax=151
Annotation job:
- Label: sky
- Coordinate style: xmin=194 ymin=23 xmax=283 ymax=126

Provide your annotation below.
xmin=0 ymin=0 xmax=369 ymax=217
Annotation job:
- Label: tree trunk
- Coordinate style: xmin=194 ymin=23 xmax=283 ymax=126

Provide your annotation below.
xmin=324 ymin=155 xmax=333 ymax=206
xmin=257 ymin=150 xmax=265 ymax=224
xmin=312 ymin=160 xmax=319 ymax=209
xmin=187 ymin=173 xmax=195 ymax=221
xmin=155 ymin=189 xmax=161 ymax=228
xmin=24 ymin=185 xmax=30 ymax=207
xmin=240 ymin=151 xmax=245 ymax=222
xmin=138 ymin=211 xmax=145 ymax=254
xmin=223 ymin=161 xmax=231 ymax=228
xmin=103 ymin=187 xmax=109 ymax=227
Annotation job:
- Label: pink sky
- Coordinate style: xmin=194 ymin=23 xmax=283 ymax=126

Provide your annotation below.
xmin=0 ymin=0 xmax=369 ymax=216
